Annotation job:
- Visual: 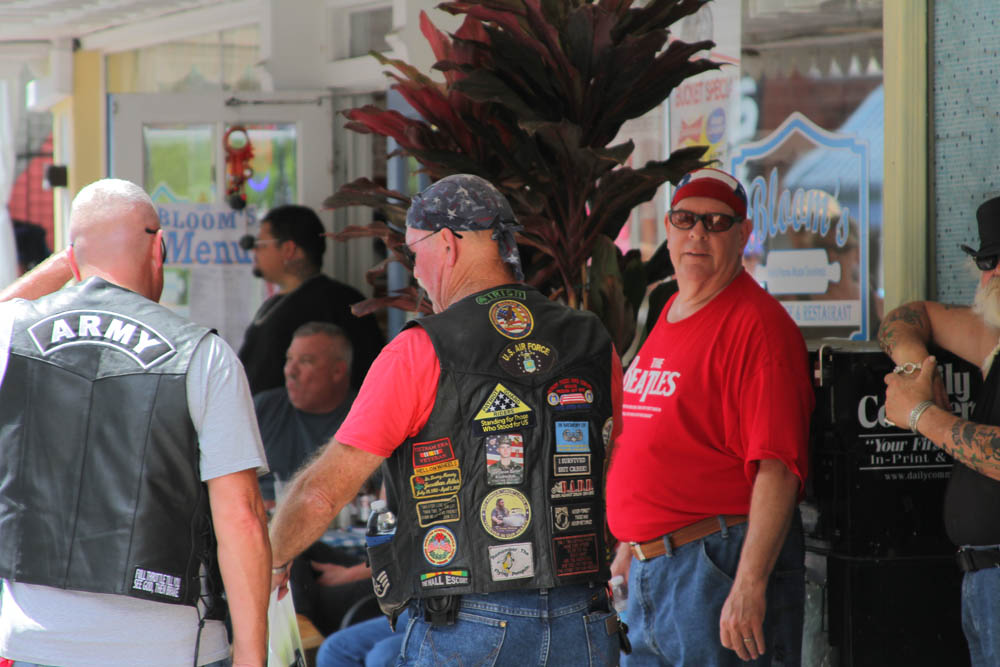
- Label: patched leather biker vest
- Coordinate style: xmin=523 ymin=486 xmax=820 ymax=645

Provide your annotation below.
xmin=0 ymin=278 xmax=225 ymax=617
xmin=370 ymin=285 xmax=614 ymax=609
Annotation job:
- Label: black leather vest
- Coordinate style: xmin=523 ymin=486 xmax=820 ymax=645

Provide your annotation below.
xmin=0 ymin=278 xmax=225 ymax=617
xmin=944 ymin=351 xmax=1000 ymax=546
xmin=369 ymin=285 xmax=614 ymax=610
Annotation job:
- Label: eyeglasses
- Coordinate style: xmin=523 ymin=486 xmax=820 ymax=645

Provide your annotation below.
xmin=144 ymin=227 xmax=167 ymax=262
xmin=976 ymin=255 xmax=999 ymax=272
xmin=398 ymin=228 xmax=463 ymax=264
xmin=667 ymin=209 xmax=742 ymax=233
xmin=237 ymin=234 xmax=283 ymax=251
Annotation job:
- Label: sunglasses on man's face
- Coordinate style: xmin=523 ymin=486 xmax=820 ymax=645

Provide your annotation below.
xmin=667 ymin=209 xmax=742 ymax=233
xmin=976 ymin=255 xmax=999 ymax=272
xmin=398 ymin=228 xmax=463 ymax=264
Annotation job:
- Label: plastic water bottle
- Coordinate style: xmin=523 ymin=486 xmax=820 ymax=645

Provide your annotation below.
xmin=610 ymin=575 xmax=628 ymax=614
xmin=366 ymin=499 xmax=396 ymax=547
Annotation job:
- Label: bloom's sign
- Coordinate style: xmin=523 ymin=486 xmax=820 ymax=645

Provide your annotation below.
xmin=731 ymin=112 xmax=871 ymax=340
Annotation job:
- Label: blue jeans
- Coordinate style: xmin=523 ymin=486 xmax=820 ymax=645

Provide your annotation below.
xmin=317 ymin=611 xmax=409 ymax=667
xmin=397 ymin=585 xmax=619 ymax=666
xmin=623 ymin=515 xmax=805 ymax=667
xmin=961 ymin=558 xmax=1000 ymax=667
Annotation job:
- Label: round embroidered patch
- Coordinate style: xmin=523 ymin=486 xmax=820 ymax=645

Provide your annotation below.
xmin=480 ymin=487 xmax=531 ymax=540
xmin=488 ymin=300 xmax=534 ymax=339
xmin=422 ymin=526 xmax=458 ymax=566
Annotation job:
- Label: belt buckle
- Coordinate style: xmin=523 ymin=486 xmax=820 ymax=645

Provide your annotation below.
xmin=631 ymin=541 xmax=648 ymax=562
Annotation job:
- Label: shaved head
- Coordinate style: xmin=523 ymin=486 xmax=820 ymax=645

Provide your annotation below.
xmin=68 ymin=179 xmax=164 ymax=300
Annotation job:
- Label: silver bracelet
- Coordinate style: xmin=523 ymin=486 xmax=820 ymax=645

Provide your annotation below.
xmin=271 ymin=561 xmax=290 ymax=576
xmin=908 ymin=400 xmax=935 ymax=433
xmin=894 ymin=362 xmax=921 ymax=375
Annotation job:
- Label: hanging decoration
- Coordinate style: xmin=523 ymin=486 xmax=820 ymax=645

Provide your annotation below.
xmin=224 ymin=125 xmax=254 ymax=210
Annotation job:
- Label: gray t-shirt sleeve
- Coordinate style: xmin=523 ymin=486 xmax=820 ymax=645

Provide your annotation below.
xmin=186 ymin=333 xmax=268 ymax=481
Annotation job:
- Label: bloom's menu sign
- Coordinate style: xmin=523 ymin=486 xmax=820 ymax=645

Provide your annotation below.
xmin=156 ymin=202 xmax=261 ymax=351
xmin=730 ymin=112 xmax=871 ymax=340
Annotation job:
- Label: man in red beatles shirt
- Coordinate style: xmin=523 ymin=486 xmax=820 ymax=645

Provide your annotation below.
xmin=606 ymin=168 xmax=813 ymax=666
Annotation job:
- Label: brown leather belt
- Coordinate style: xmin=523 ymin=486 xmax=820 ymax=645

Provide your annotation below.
xmin=631 ymin=515 xmax=748 ymax=561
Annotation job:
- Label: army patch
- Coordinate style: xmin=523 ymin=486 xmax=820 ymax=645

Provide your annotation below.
xmin=489 ymin=542 xmax=534 ymax=581
xmin=416 ymin=495 xmax=461 ymax=527
xmin=410 ymin=468 xmax=462 ymax=499
xmin=488 ymin=300 xmax=533 ymax=339
xmin=554 ymin=454 xmax=591 ymax=477
xmin=476 ymin=288 xmax=527 ymax=306
xmin=498 ymin=340 xmax=557 ymax=377
xmin=412 ymin=438 xmax=456 ymax=470
xmin=473 ymin=383 xmax=535 ymax=435
xmin=485 ymin=433 xmax=524 ymax=486
xmin=373 ymin=569 xmax=391 ymax=598
xmin=480 ymin=488 xmax=531 ymax=540
xmin=553 ymin=533 xmax=600 ymax=576
xmin=550 ymin=478 xmax=595 ymax=500
xmin=422 ymin=526 xmax=458 ymax=566
xmin=29 ymin=310 xmax=176 ymax=369
xmin=420 ymin=569 xmax=470 ymax=589
xmin=602 ymin=417 xmax=613 ymax=447
xmin=546 ymin=378 xmax=595 ymax=411
xmin=552 ymin=503 xmax=596 ymax=533
xmin=555 ymin=421 xmax=590 ymax=452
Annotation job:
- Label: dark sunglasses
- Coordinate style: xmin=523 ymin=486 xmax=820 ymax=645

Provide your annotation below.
xmin=975 ymin=255 xmax=999 ymax=272
xmin=668 ymin=209 xmax=742 ymax=233
xmin=398 ymin=228 xmax=463 ymax=264
xmin=145 ymin=227 xmax=167 ymax=262
xmin=237 ymin=234 xmax=283 ymax=251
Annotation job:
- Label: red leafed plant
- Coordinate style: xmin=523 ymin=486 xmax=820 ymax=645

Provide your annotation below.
xmin=327 ymin=0 xmax=717 ymax=352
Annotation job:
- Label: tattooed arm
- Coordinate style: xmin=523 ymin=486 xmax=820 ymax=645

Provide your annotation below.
xmin=879 ymin=301 xmax=997 ymax=369
xmin=885 ymin=356 xmax=1000 ymax=480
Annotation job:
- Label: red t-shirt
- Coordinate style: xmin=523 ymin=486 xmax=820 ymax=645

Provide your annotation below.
xmin=337 ymin=326 xmax=624 ymax=458
xmin=606 ymin=271 xmax=813 ymax=543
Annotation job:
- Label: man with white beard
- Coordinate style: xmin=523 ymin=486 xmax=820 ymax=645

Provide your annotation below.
xmin=880 ymin=195 xmax=1000 ymax=667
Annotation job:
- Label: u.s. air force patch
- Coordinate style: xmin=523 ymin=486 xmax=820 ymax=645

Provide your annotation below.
xmin=28 ymin=310 xmax=176 ymax=368
xmin=473 ymin=383 xmax=535 ymax=435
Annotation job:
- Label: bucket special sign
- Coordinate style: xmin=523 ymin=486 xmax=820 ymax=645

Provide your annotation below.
xmin=730 ymin=112 xmax=871 ymax=340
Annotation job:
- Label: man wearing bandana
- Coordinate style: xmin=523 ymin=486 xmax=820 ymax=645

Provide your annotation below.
xmin=881 ymin=195 xmax=1000 ymax=667
xmin=269 ymin=174 xmax=625 ymax=666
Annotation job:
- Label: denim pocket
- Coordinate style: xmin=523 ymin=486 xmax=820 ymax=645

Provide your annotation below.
xmin=582 ymin=610 xmax=621 ymax=667
xmin=407 ymin=611 xmax=507 ymax=666
xmin=699 ymin=536 xmax=740 ymax=587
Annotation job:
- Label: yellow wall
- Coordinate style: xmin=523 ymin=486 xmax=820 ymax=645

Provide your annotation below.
xmin=70 ymin=50 xmax=104 ymax=195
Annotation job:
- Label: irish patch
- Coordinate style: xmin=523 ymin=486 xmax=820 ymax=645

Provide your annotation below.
xmin=417 ymin=495 xmax=461 ymax=527
xmin=488 ymin=300 xmax=533 ymax=339
xmin=555 ymin=421 xmax=589 ymax=452
xmin=410 ymin=468 xmax=462 ymax=499
xmin=473 ymin=383 xmax=535 ymax=435
xmin=553 ymin=533 xmax=600 ymax=576
xmin=412 ymin=438 xmax=456 ymax=469
xmin=422 ymin=526 xmax=458 ymax=566
xmin=30 ymin=310 xmax=176 ymax=369
xmin=420 ymin=569 xmax=470 ymax=589
xmin=480 ymin=488 xmax=531 ymax=540
xmin=552 ymin=503 xmax=596 ymax=533
xmin=498 ymin=340 xmax=557 ymax=377
xmin=485 ymin=433 xmax=524 ymax=486
xmin=546 ymin=378 xmax=595 ymax=410
xmin=476 ymin=288 xmax=527 ymax=306
xmin=550 ymin=478 xmax=595 ymax=500
xmin=489 ymin=542 xmax=534 ymax=581
xmin=554 ymin=454 xmax=591 ymax=477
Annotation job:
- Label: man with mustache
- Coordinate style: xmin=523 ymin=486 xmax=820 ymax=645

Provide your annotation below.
xmin=881 ymin=195 xmax=1000 ymax=666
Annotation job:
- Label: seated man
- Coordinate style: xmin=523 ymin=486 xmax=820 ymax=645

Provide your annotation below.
xmin=254 ymin=321 xmax=377 ymax=635
xmin=256 ymin=321 xmax=356 ymax=504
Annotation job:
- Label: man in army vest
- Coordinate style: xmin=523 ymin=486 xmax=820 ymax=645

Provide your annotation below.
xmin=269 ymin=174 xmax=625 ymax=665
xmin=0 ymin=179 xmax=270 ymax=666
